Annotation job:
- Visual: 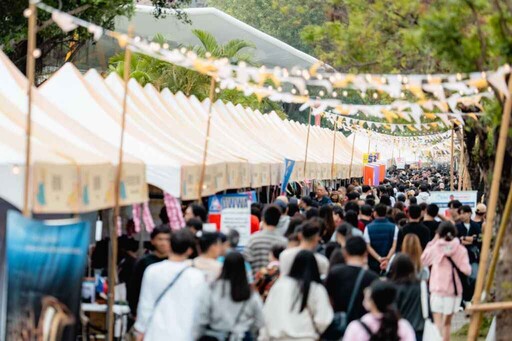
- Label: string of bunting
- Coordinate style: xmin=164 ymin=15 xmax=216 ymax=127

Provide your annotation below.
xmin=37 ymin=2 xmax=510 ymax=127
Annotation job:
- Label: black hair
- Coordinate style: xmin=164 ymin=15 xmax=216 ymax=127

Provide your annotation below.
xmin=419 ymin=202 xmax=428 ymax=211
xmin=188 ymin=204 xmax=207 ymax=223
xmin=227 ymin=229 xmax=240 ymax=248
xmin=344 ymin=236 xmax=367 ymax=256
xmin=186 ymin=218 xmax=203 ymax=232
xmin=448 ymin=200 xmax=462 ymax=209
xmin=408 ymin=205 xmax=422 ymax=220
xmin=344 ymin=210 xmax=359 ymax=228
xmin=398 ymin=185 xmax=406 ymax=193
xmin=329 ymin=249 xmax=345 ymax=269
xmin=374 ymin=204 xmax=388 ymax=218
xmin=458 ymin=205 xmax=472 ymax=214
xmin=198 ymin=232 xmax=221 ymax=253
xmin=365 ymin=198 xmax=376 ymax=207
xmin=394 ymin=212 xmax=407 ymax=226
xmin=437 ymin=221 xmax=457 ymax=241
xmin=319 ymin=205 xmax=336 ymax=243
xmin=288 ymin=233 xmax=300 ymax=245
xmin=332 ymin=205 xmax=344 ymax=220
xmin=362 ymin=185 xmax=372 ymax=193
xmin=380 ymin=195 xmax=392 ymax=207
xmin=369 ymin=281 xmax=400 ymax=341
xmin=336 ymin=223 xmax=353 ymax=237
xmin=287 ymin=203 xmax=300 ymax=217
xmin=299 ymin=221 xmax=321 ymax=240
xmin=288 ymin=250 xmax=321 ymax=312
xmin=347 ymin=191 xmax=360 ymax=201
xmin=397 ymin=194 xmax=406 ymax=203
xmin=284 ymin=216 xmax=306 ymax=238
xmin=251 ymin=206 xmax=261 ymax=221
xmin=219 ymin=252 xmax=251 ymax=302
xmin=408 ymin=196 xmax=417 ymax=205
xmin=170 ymin=229 xmax=196 ymax=255
xmin=427 ymin=204 xmax=439 ymax=217
xmin=263 ymin=205 xmax=282 ymax=226
xmin=271 ymin=244 xmax=286 ymax=260
xmin=388 ymin=253 xmax=417 ymax=284
xmin=305 ymin=207 xmax=319 ymax=219
xmin=324 ymin=241 xmax=341 ymax=260
xmin=345 ymin=201 xmax=360 ymax=215
xmin=361 ymin=204 xmax=373 ymax=216
xmin=159 ymin=206 xmax=169 ymax=224
xmin=150 ymin=225 xmax=171 ymax=240
xmin=420 ymin=184 xmax=428 ymax=192
xmin=301 ymin=196 xmax=313 ymax=207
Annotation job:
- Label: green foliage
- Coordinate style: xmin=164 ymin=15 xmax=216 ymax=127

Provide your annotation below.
xmin=109 ymin=30 xmax=285 ymax=116
xmin=206 ymin=0 xmax=325 ymax=55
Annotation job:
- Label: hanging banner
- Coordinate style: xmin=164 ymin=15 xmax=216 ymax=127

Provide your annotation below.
xmin=395 ymin=157 xmax=406 ymax=169
xmin=208 ymin=194 xmax=251 ymax=246
xmin=281 ymin=159 xmax=296 ymax=195
xmin=363 ymin=152 xmax=380 ymax=164
xmin=429 ymin=191 xmax=478 ymax=217
xmin=5 ymin=211 xmax=90 ymax=340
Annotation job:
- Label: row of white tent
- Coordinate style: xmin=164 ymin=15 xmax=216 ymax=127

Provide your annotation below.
xmin=0 ymin=50 xmax=364 ymax=214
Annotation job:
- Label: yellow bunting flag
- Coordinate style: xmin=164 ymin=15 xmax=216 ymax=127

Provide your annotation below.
xmin=424 ymin=113 xmax=437 ymax=120
xmin=382 ymin=109 xmax=398 ymax=123
xmin=407 ymin=125 xmax=416 ymax=131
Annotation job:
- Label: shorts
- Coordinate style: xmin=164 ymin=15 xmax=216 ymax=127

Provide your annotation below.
xmin=430 ymin=294 xmax=462 ymax=315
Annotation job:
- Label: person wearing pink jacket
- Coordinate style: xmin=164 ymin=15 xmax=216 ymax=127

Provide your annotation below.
xmin=421 ymin=221 xmax=471 ymax=341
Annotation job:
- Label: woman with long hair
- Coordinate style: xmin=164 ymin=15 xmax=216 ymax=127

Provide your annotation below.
xmin=196 ymin=252 xmax=264 ymax=341
xmin=343 ymin=281 xmax=416 ymax=341
xmin=388 ymin=254 xmax=425 ymax=341
xmin=421 ymin=222 xmax=471 ymax=341
xmin=319 ymin=205 xmax=336 ymax=243
xmin=261 ymin=250 xmax=333 ymax=340
xmin=402 ymin=234 xmax=429 ymax=280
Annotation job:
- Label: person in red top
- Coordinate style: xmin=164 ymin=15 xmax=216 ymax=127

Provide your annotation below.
xmin=250 ymin=214 xmax=260 ymax=234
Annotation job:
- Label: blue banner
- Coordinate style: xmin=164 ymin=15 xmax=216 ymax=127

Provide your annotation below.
xmin=281 ymin=158 xmax=296 ymax=195
xmin=5 ymin=211 xmax=90 ymax=340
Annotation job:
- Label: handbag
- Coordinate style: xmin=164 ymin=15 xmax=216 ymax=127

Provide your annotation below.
xmin=321 ymin=268 xmax=366 ymax=341
xmin=447 ymin=257 xmax=472 ymax=301
xmin=199 ymin=300 xmax=249 ymax=341
xmin=421 ymin=280 xmax=442 ymax=341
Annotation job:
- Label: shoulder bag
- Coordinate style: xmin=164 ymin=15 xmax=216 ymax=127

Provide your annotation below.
xmin=421 ymin=280 xmax=442 ymax=341
xmin=321 ymin=268 xmax=366 ymax=340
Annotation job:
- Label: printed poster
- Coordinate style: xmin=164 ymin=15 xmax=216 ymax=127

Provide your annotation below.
xmin=429 ymin=191 xmax=478 ymax=217
xmin=208 ymin=194 xmax=251 ymax=246
xmin=5 ymin=211 xmax=90 ymax=340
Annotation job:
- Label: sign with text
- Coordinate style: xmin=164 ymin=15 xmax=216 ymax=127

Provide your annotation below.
xmin=363 ymin=152 xmax=380 ymax=164
xmin=429 ymin=191 xmax=478 ymax=217
xmin=208 ymin=194 xmax=251 ymax=246
xmin=395 ymin=157 xmax=406 ymax=169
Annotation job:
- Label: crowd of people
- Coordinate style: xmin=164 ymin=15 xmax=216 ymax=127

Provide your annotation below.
xmin=111 ymin=167 xmax=486 ymax=341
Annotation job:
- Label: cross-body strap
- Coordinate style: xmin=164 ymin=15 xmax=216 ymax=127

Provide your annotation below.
xmin=446 ymin=257 xmax=460 ymax=296
xmin=346 ymin=268 xmax=366 ymax=320
xmin=226 ymin=300 xmax=249 ymax=338
xmin=358 ymin=319 xmax=374 ymax=337
xmin=145 ymin=266 xmax=190 ymax=331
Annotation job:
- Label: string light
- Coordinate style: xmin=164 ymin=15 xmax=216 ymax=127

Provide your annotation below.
xmin=215 ymin=88 xmax=220 ymax=93
xmin=332 ymin=91 xmax=338 ymax=97
xmin=342 ymin=90 xmax=348 ymax=97
xmin=372 ymin=92 xmax=378 ymax=99
xmin=23 ymin=8 xmax=32 ymax=17
xmin=291 ymin=89 xmax=297 ymax=94
xmin=32 ymin=49 xmax=41 ymax=58
xmin=319 ymin=90 xmax=325 ymax=96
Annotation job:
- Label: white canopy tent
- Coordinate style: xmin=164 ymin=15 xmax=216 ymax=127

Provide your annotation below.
xmin=0 ymin=50 xmax=363 ymax=210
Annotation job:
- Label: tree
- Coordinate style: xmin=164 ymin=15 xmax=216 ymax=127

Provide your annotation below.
xmin=109 ymin=29 xmax=286 ymax=116
xmin=0 ymin=0 xmax=191 ymax=76
xmin=206 ymin=0 xmax=325 ymax=55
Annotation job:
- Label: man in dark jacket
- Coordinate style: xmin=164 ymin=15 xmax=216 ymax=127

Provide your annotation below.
xmin=397 ymin=205 xmax=431 ymax=251
xmin=364 ymin=204 xmax=398 ymax=273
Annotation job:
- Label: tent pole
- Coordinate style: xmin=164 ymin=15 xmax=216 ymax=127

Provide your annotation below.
xmin=348 ymin=133 xmax=356 ymax=179
xmin=330 ymin=120 xmax=337 ymax=180
xmin=303 ymin=108 xmax=312 ymax=177
xmin=107 ymin=25 xmax=133 ymax=341
xmin=458 ymin=129 xmax=464 ymax=191
xmin=468 ymin=75 xmax=512 ymax=341
xmin=450 ymin=125 xmax=455 ymax=191
xmin=197 ymin=77 xmax=216 ymax=201
xmin=23 ymin=0 xmax=37 ymax=217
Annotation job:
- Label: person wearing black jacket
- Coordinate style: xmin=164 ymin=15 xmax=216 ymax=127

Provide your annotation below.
xmin=397 ymin=205 xmax=430 ymax=251
xmin=388 ymin=253 xmax=425 ymax=341
xmin=127 ymin=225 xmax=171 ymax=319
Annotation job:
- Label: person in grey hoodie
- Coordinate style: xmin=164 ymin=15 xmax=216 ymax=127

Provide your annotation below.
xmin=416 ymin=184 xmax=431 ymax=205
xmin=274 ymin=199 xmax=290 ymax=236
xmin=196 ymin=252 xmax=264 ymax=341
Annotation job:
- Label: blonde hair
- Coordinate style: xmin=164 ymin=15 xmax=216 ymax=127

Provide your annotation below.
xmin=402 ymin=234 xmax=422 ymax=274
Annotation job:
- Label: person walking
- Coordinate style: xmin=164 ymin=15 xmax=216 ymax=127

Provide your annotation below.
xmin=244 ymin=205 xmax=288 ymax=274
xmin=134 ymin=229 xmax=206 ymax=341
xmin=196 ymin=252 xmax=264 ymax=341
xmin=127 ymin=226 xmax=171 ymax=322
xmin=423 ymin=204 xmax=441 ymax=241
xmin=364 ymin=204 xmax=399 ymax=274
xmin=260 ymin=250 xmax=333 ymax=340
xmin=343 ymin=281 xmax=416 ymax=341
xmin=421 ymin=222 xmax=471 ymax=341
xmin=397 ymin=205 xmax=431 ymax=251
xmin=189 ymin=231 xmax=223 ymax=283
xmin=388 ymin=254 xmax=425 ymax=340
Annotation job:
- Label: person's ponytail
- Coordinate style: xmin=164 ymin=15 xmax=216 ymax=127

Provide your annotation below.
xmin=373 ymin=306 xmax=400 ymax=341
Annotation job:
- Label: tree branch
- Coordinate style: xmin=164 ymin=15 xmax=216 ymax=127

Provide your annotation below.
xmin=464 ymin=0 xmax=487 ymax=70
xmin=37 ymin=4 xmax=92 ymax=33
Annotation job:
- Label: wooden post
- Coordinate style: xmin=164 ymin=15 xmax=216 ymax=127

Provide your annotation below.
xmin=303 ymin=108 xmax=312 ymax=177
xmin=450 ymin=125 xmax=455 ymax=191
xmin=348 ymin=132 xmax=356 ymax=179
xmin=330 ymin=120 xmax=337 ymax=180
xmin=23 ymin=1 xmax=37 ymax=217
xmin=197 ymin=77 xmax=216 ymax=201
xmin=468 ymin=75 xmax=512 ymax=341
xmin=458 ymin=129 xmax=464 ymax=191
xmin=106 ymin=25 xmax=133 ymax=341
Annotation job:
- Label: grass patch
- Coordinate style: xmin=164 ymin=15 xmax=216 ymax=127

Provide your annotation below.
xmin=452 ymin=316 xmax=492 ymax=339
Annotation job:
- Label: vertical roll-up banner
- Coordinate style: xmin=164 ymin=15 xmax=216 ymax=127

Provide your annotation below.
xmin=281 ymin=159 xmax=296 ymax=195
xmin=5 ymin=211 xmax=90 ymax=340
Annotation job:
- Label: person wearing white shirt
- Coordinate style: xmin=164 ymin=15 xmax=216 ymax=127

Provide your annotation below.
xmin=134 ymin=229 xmax=206 ymax=341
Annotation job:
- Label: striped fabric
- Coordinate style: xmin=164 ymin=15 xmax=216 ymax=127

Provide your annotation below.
xmin=244 ymin=230 xmax=288 ymax=274
xmin=132 ymin=202 xmax=156 ymax=233
xmin=164 ymin=192 xmax=185 ymax=231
